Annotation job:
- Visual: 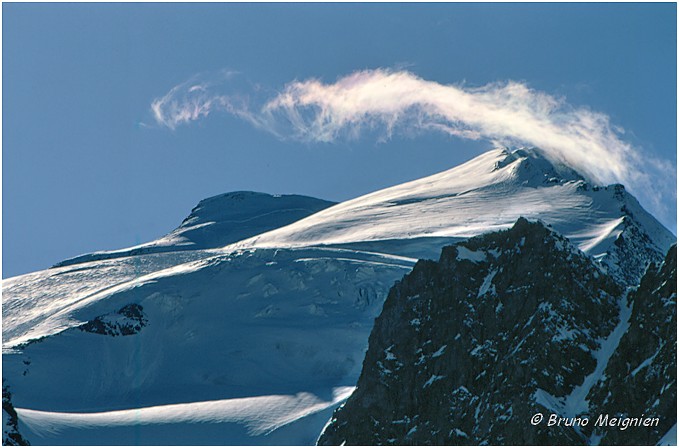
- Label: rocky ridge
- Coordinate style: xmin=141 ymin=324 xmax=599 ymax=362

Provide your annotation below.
xmin=318 ymin=219 xmax=675 ymax=445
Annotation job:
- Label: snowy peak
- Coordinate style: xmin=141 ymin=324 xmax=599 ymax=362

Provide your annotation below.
xmin=492 ymin=147 xmax=584 ymax=187
xmin=49 ymin=147 xmax=673 ymax=284
xmin=177 ymin=191 xmax=333 ymax=231
xmin=54 ymin=192 xmax=335 ymax=267
xmin=234 ymin=148 xmax=673 ymax=285
xmin=2 ymin=148 xmax=675 ymax=446
xmin=168 ymin=191 xmax=335 ymax=248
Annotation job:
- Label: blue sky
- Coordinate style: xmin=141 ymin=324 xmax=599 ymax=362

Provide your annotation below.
xmin=3 ymin=3 xmax=677 ymax=278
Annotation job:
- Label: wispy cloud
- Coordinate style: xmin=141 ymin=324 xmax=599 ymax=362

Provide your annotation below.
xmin=150 ymin=70 xmax=258 ymax=130
xmin=150 ymin=69 xmax=676 ymax=223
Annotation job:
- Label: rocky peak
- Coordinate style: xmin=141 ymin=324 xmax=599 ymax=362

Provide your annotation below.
xmin=493 ymin=147 xmax=585 ymax=186
xmin=2 ymin=384 xmax=29 ymax=446
xmin=586 ymin=245 xmax=676 ymax=445
xmin=318 ymin=218 xmax=624 ymax=445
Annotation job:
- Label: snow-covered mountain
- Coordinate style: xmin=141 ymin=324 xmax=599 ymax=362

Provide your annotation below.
xmin=238 ymin=148 xmax=673 ymax=284
xmin=2 ymin=147 xmax=674 ymax=445
xmin=53 ymin=192 xmax=335 ymax=267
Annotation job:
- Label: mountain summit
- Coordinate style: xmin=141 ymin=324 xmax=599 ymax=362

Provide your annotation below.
xmin=54 ymin=192 xmax=335 ymax=267
xmin=239 ymin=147 xmax=673 ymax=283
xmin=2 ymin=147 xmax=674 ymax=445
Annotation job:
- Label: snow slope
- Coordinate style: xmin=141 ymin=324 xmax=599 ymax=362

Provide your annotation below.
xmin=15 ymin=387 xmax=355 ymax=445
xmin=236 ymin=148 xmax=674 ymax=271
xmin=54 ymin=192 xmax=335 ymax=268
xmin=4 ymin=248 xmax=414 ymax=444
xmin=2 ymin=147 xmax=674 ymax=445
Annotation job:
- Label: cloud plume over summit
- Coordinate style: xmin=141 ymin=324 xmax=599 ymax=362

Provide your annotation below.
xmin=151 ymin=69 xmax=676 ymax=222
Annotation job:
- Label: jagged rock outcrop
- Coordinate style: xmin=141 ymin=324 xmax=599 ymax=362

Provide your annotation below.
xmin=79 ymin=303 xmax=148 ymax=336
xmin=586 ymin=245 xmax=676 ymax=445
xmin=595 ymin=186 xmax=670 ymax=287
xmin=318 ymin=218 xmax=625 ymax=445
xmin=2 ymin=384 xmax=29 ymax=445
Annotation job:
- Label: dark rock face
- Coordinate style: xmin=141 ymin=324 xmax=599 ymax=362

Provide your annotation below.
xmin=602 ymin=213 xmax=668 ymax=287
xmin=587 ymin=245 xmax=676 ymax=445
xmin=319 ymin=218 xmax=625 ymax=445
xmin=2 ymin=384 xmax=29 ymax=445
xmin=79 ymin=303 xmax=148 ymax=336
